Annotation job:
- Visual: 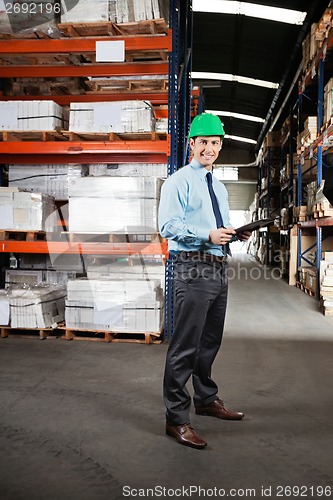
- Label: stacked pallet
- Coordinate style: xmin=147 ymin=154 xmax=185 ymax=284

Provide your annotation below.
xmin=293 ymin=206 xmax=307 ymax=222
xmin=320 ymin=252 xmax=333 ymax=315
xmin=297 ymin=116 xmax=317 ymax=152
xmin=315 ymin=8 xmax=333 ymax=46
xmin=324 ymin=78 xmax=333 ymax=126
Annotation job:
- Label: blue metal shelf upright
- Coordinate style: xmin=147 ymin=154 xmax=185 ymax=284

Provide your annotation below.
xmin=297 ymin=46 xmax=333 ymax=299
xmin=164 ymin=0 xmax=193 ymax=341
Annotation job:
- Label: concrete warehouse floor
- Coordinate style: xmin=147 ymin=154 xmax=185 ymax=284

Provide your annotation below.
xmin=0 ymin=255 xmax=333 ymax=500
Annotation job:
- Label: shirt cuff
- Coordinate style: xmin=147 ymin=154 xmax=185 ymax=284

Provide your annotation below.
xmin=196 ymin=227 xmax=210 ymax=242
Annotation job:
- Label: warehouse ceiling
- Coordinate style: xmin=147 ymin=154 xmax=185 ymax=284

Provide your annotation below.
xmin=192 ymin=0 xmax=331 ymax=165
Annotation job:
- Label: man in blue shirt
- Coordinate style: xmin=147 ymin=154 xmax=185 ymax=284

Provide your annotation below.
xmin=158 ymin=113 xmax=251 ymax=449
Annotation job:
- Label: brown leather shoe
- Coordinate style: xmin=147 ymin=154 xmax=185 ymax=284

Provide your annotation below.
xmin=166 ymin=423 xmax=207 ymax=449
xmin=195 ymin=398 xmax=244 ymax=420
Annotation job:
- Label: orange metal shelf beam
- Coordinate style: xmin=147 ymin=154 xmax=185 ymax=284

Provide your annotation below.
xmin=0 ymin=241 xmax=168 ymax=255
xmin=0 ymin=93 xmax=169 ymax=106
xmin=0 ymin=33 xmax=172 ymax=54
xmin=0 ymin=139 xmax=170 ymax=155
xmin=0 ymin=153 xmax=168 ymax=164
xmin=0 ymin=62 xmax=168 ymax=78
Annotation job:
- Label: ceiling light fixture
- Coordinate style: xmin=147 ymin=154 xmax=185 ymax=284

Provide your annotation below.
xmin=192 ymin=71 xmax=279 ymax=89
xmin=224 ymin=134 xmax=257 ymax=144
xmin=206 ymin=109 xmax=265 ymax=123
xmin=193 ymin=0 xmax=307 ymax=25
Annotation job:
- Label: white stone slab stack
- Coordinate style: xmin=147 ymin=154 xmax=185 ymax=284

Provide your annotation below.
xmin=0 ymin=188 xmax=55 ymax=231
xmin=0 ymin=101 xmax=66 ymax=131
xmin=9 ymin=285 xmax=66 ymax=328
xmin=68 ymin=176 xmax=163 ymax=233
xmin=69 ymin=101 xmax=155 ymax=134
xmin=9 ymin=165 xmax=89 ymax=201
xmin=65 ymin=277 xmax=163 ymax=332
xmin=61 ymin=0 xmax=169 ymax=23
xmin=89 ymin=163 xmax=167 ymax=178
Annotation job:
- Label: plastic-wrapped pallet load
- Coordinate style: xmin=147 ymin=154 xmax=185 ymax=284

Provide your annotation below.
xmin=89 ymin=163 xmax=167 ymax=178
xmin=68 ymin=176 xmax=163 ymax=233
xmin=0 ymin=188 xmax=55 ymax=231
xmin=69 ymin=100 xmax=155 ymax=134
xmin=5 ymin=269 xmax=76 ymax=288
xmin=0 ymin=101 xmax=67 ymax=131
xmin=8 ymin=285 xmax=66 ymax=328
xmin=65 ymin=278 xmax=163 ymax=332
xmin=86 ymin=260 xmax=165 ymax=289
xmin=0 ymin=290 xmax=10 ymax=326
xmin=9 ymin=165 xmax=89 ymax=201
xmin=61 ymin=0 xmax=169 ymax=23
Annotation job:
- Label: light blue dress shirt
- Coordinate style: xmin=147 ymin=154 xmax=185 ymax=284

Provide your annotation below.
xmin=158 ymin=159 xmax=233 ymax=256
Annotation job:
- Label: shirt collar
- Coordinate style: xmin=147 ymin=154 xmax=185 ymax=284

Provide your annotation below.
xmin=190 ymin=159 xmax=211 ymax=181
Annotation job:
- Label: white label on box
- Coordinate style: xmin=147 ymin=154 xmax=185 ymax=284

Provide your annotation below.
xmin=0 ymin=103 xmax=18 ymax=130
xmin=93 ymin=103 xmax=122 ymax=129
xmin=93 ymin=302 xmax=123 ymax=327
xmin=95 ymin=40 xmax=125 ymax=62
xmin=0 ymin=205 xmax=14 ymax=229
xmin=0 ymin=299 xmax=10 ymax=325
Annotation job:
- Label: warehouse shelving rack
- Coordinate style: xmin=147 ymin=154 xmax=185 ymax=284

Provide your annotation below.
xmin=296 ymin=23 xmax=333 ymax=299
xmin=164 ymin=0 xmax=193 ymax=340
xmin=0 ymin=1 xmax=194 ymax=340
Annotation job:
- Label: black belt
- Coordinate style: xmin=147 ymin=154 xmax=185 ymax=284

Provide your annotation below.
xmin=177 ymin=251 xmax=228 ymax=264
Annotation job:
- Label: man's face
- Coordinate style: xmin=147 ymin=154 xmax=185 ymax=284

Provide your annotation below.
xmin=190 ymin=136 xmax=222 ymax=169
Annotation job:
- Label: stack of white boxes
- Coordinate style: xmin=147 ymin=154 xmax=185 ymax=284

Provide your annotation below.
xmin=5 ymin=269 xmax=76 ymax=288
xmin=69 ymin=101 xmax=155 ymax=134
xmin=61 ymin=0 xmax=169 ymax=24
xmin=9 ymin=285 xmax=66 ymax=328
xmin=0 ymin=188 xmax=55 ymax=231
xmin=320 ymin=252 xmax=333 ymax=315
xmin=89 ymin=163 xmax=167 ymax=178
xmin=0 ymin=101 xmax=67 ymax=131
xmin=68 ymin=176 xmax=163 ymax=233
xmin=86 ymin=260 xmax=165 ymax=289
xmin=65 ymin=277 xmax=163 ymax=333
xmin=9 ymin=165 xmax=89 ymax=201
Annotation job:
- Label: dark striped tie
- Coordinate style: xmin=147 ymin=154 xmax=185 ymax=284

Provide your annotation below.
xmin=206 ymin=171 xmax=223 ymax=228
xmin=206 ymin=171 xmax=230 ymax=256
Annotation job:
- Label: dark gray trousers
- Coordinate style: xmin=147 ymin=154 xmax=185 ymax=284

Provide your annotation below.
xmin=163 ymin=257 xmax=228 ymax=425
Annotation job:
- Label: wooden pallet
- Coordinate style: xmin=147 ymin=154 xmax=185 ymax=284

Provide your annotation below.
xmin=1 ymin=326 xmax=60 ymax=340
xmin=59 ymin=326 xmax=162 ymax=344
xmin=85 ymin=77 xmax=168 ymax=93
xmin=62 ymin=130 xmax=167 ymax=142
xmin=9 ymin=78 xmax=87 ymax=96
xmin=0 ymin=230 xmax=47 ymax=242
xmin=0 ymin=130 xmax=67 ymax=142
xmin=312 ymin=202 xmax=333 ymax=218
xmin=63 ymin=232 xmax=163 ymax=243
xmin=58 ymin=19 xmax=168 ymax=37
xmin=296 ymin=281 xmax=316 ymax=297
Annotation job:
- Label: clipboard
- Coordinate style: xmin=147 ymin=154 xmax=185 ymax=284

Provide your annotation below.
xmin=235 ymin=218 xmax=275 ymax=234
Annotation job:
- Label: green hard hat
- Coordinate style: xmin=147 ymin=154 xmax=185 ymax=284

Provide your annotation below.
xmin=189 ymin=113 xmax=225 ymax=138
